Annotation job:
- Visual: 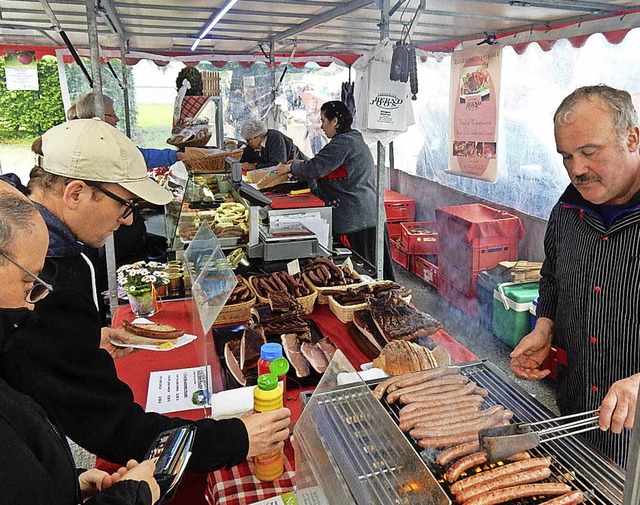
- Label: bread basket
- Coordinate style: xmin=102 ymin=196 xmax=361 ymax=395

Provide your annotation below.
xmin=303 ymin=263 xmax=364 ymax=305
xmin=248 ymin=274 xmax=318 ymax=315
xmin=214 ymin=277 xmax=256 ymax=326
xmin=185 ymin=148 xmax=244 ymax=173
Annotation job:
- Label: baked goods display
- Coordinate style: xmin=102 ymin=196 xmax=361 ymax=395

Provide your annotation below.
xmin=372 ymin=340 xmax=450 ymax=375
xmin=177 ymin=200 xmax=248 ymax=242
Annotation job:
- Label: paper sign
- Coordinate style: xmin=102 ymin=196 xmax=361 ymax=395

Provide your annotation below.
xmin=4 ymin=51 xmax=39 ymax=91
xmin=287 ymin=259 xmax=301 ymax=276
xmin=250 ymin=487 xmax=328 ymax=505
xmin=146 ymin=365 xmax=212 ymax=414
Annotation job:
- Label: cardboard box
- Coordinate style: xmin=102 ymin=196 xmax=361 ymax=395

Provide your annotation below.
xmin=246 ymin=166 xmax=289 ymax=189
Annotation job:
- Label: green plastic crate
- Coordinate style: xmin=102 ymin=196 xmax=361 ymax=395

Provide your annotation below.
xmin=492 ymin=281 xmax=540 ymax=348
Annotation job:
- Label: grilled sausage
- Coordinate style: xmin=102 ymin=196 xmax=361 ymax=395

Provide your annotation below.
xmin=399 ymin=400 xmax=484 ymax=432
xmin=445 ymin=451 xmax=488 ymax=483
xmin=461 ymin=483 xmax=571 ymax=505
xmin=412 ymin=405 xmax=506 ymax=430
xmin=373 ymin=366 xmax=461 ymax=399
xmin=437 ymin=441 xmax=481 ymax=466
xmin=505 ymin=451 xmax=531 ymax=462
xmin=536 ymin=491 xmax=584 ymax=505
xmin=399 ymin=394 xmax=486 ymax=416
xmin=450 ymin=457 xmax=551 ymax=495
xmin=410 ymin=409 xmax=511 ymax=439
xmin=386 ymin=374 xmax=470 ymax=403
xmin=418 ymin=430 xmax=480 ymax=449
xmin=454 ymin=467 xmax=552 ymax=503
xmin=400 ymin=381 xmax=488 ymax=404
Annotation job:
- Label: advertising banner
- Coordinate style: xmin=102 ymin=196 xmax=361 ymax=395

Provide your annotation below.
xmin=4 ymin=51 xmax=39 ymax=91
xmin=448 ymin=45 xmax=501 ymax=182
xmin=366 ymin=60 xmax=411 ymax=131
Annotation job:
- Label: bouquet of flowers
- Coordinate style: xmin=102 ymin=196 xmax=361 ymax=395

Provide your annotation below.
xmin=117 ymin=261 xmax=170 ymax=297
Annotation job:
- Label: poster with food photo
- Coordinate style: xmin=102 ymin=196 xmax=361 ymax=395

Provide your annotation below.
xmin=4 ymin=51 xmax=39 ymax=91
xmin=448 ymin=45 xmax=501 ymax=182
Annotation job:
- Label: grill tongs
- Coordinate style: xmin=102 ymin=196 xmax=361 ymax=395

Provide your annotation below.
xmin=479 ymin=410 xmax=600 ymax=462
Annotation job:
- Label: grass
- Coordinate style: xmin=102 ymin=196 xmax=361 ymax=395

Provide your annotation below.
xmin=137 ymin=103 xmax=174 ymax=128
xmin=0 ymin=140 xmax=34 ymax=182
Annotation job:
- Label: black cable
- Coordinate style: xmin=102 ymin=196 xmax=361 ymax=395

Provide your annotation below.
xmin=59 ymin=30 xmax=93 ymax=87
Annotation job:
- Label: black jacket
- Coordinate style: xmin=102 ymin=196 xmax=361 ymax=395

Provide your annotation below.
xmin=239 ymin=129 xmax=308 ymax=168
xmin=0 ymin=309 xmax=152 ymax=505
xmin=2 ymin=204 xmax=249 ymax=473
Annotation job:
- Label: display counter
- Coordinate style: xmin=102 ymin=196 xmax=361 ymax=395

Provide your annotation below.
xmin=97 ymin=299 xmax=478 ymax=505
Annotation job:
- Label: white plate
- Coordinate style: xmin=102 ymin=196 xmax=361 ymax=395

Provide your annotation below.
xmin=111 ymin=317 xmax=197 ymax=352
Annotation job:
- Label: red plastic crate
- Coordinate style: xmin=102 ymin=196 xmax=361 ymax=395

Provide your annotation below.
xmin=412 ymin=255 xmax=439 ymax=290
xmin=438 ymin=260 xmax=480 ymax=297
xmin=384 ymin=189 xmax=416 ymax=222
xmin=438 ymin=278 xmax=478 ymax=317
xmin=387 ymin=221 xmax=404 ymax=240
xmin=390 ymin=239 xmax=411 ymax=270
xmin=439 ymin=236 xmax=518 ymax=272
xmin=435 ymin=203 xmax=523 ymax=245
xmin=400 ymin=222 xmax=439 ymax=255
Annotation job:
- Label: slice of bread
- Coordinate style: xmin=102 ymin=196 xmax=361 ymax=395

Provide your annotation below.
xmin=120 ymin=334 xmax=178 ymax=347
xmin=121 ymin=319 xmax=185 ymax=339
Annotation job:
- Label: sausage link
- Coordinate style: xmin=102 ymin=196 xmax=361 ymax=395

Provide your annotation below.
xmin=399 ymin=394 xmax=485 ymax=416
xmin=536 ymin=491 xmax=584 ymax=505
xmin=436 ymin=441 xmax=481 ymax=466
xmin=400 ymin=381 xmax=481 ymax=404
xmin=450 ymin=457 xmax=551 ymax=495
xmin=412 ymin=405 xmax=505 ymax=430
xmin=461 ymin=483 xmax=571 ymax=505
xmin=419 ymin=419 xmax=511 ymax=449
xmin=373 ymin=366 xmax=461 ymax=399
xmin=455 ymin=467 xmax=552 ymax=503
xmin=506 ymin=451 xmax=531 ymax=462
xmin=445 ymin=451 xmax=488 ymax=483
xmin=410 ymin=409 xmax=511 ymax=439
xmin=386 ymin=374 xmax=470 ymax=403
xmin=399 ymin=401 xmax=484 ymax=432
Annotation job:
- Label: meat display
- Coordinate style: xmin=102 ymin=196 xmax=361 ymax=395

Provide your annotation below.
xmin=224 ymin=339 xmax=258 ymax=387
xmin=250 ymin=271 xmax=311 ymax=299
xmin=282 ymin=333 xmax=310 ymax=378
xmin=369 ymin=291 xmax=442 ymax=341
xmin=303 ymin=257 xmax=360 ymax=287
xmin=239 ymin=325 xmax=266 ymax=370
xmin=300 ymin=341 xmax=329 ymax=374
xmin=352 ymin=309 xmax=388 ymax=352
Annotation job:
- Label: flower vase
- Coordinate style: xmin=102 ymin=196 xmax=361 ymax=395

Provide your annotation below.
xmin=127 ymin=289 xmax=157 ymax=318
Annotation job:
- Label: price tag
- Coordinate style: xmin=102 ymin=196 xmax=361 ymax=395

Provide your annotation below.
xmin=342 ymin=256 xmax=354 ymax=272
xmin=287 ymin=259 xmax=301 ymax=276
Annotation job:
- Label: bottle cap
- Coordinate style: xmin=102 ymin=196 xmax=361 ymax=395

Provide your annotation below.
xmin=257 ymin=373 xmax=279 ymax=391
xmin=260 ymin=342 xmax=283 ymax=361
xmin=269 ymin=357 xmax=290 ymax=377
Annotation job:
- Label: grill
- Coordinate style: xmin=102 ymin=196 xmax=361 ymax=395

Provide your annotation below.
xmin=296 ymin=359 xmax=624 ymax=505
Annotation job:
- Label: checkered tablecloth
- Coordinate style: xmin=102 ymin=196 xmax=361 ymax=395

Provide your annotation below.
xmin=178 ymin=95 xmax=212 ymax=126
xmin=206 ymin=443 xmax=295 ymax=505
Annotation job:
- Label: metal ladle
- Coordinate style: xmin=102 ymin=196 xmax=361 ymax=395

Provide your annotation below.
xmin=479 ymin=410 xmax=601 ymax=462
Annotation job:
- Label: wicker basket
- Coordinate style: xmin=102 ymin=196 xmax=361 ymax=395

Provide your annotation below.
xmin=328 ymin=290 xmax=412 ymax=324
xmin=302 ymin=264 xmax=364 ymax=305
xmin=214 ymin=278 xmax=256 ymax=325
xmin=248 ymin=275 xmax=318 ymax=315
xmin=185 ymin=148 xmax=244 ymax=173
xmin=167 ymin=132 xmax=212 ymax=149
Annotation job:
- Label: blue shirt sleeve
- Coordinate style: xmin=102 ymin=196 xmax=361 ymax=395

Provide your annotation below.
xmin=138 ymin=148 xmax=179 ymax=168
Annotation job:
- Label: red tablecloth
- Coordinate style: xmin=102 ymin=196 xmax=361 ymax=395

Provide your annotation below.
xmin=99 ymin=300 xmax=478 ymax=505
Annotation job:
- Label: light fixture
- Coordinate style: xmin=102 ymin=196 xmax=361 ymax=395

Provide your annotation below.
xmin=191 ymin=0 xmax=239 ymax=51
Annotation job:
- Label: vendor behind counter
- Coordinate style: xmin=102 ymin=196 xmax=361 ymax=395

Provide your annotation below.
xmin=239 ymin=119 xmax=308 ymax=171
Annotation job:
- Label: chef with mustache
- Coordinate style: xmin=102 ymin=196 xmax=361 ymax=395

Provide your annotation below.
xmin=509 ymin=85 xmax=640 ymax=469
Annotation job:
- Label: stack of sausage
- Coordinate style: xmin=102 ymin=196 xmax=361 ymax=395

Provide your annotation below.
xmin=225 ymin=275 xmax=254 ymax=305
xmin=303 ymin=258 xmax=360 ymax=287
xmin=250 ymin=271 xmax=311 ymax=299
xmin=373 ymin=367 xmax=584 ymax=505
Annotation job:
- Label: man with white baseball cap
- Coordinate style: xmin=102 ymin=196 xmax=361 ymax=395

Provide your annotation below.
xmin=1 ymin=118 xmax=291 ymax=481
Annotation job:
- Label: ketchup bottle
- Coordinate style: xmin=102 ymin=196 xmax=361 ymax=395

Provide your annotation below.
xmin=257 ymin=343 xmax=283 ymax=376
xmin=253 ymin=373 xmax=284 ymax=481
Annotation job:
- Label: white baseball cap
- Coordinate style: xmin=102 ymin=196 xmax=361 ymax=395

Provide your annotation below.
xmin=38 ymin=118 xmax=172 ymax=205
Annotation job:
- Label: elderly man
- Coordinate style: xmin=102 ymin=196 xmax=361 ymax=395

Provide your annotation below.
xmin=1 ymin=119 xmax=290 ymax=476
xmin=510 ymin=85 xmax=640 ymax=468
xmin=239 ymin=118 xmax=307 ymax=170
xmin=0 ymin=180 xmax=159 ymax=505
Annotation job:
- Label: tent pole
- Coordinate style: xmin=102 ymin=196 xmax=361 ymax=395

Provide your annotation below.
xmin=120 ymin=39 xmax=131 ymax=138
xmin=87 ymin=0 xmax=119 ymax=318
xmin=269 ymin=40 xmax=276 ymax=106
xmin=375 ymin=0 xmax=390 ymax=280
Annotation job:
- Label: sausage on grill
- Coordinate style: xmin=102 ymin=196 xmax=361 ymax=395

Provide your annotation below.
xmin=400 ymin=381 xmax=485 ymax=404
xmin=386 ymin=374 xmax=470 ymax=403
xmin=437 ymin=441 xmax=481 ymax=466
xmin=410 ymin=409 xmax=512 ymax=439
xmin=412 ymin=405 xmax=506 ymax=430
xmin=399 ymin=400 xmax=485 ymax=432
xmin=461 ymin=483 xmax=571 ymax=505
xmin=454 ymin=467 xmax=552 ymax=503
xmin=450 ymin=457 xmax=551 ymax=495
xmin=373 ymin=366 xmax=461 ymax=399
xmin=445 ymin=451 xmax=488 ymax=483
xmin=399 ymin=393 xmax=485 ymax=416
xmin=536 ymin=491 xmax=584 ymax=505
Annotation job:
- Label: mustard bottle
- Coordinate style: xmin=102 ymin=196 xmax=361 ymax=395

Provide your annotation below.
xmin=253 ymin=373 xmax=284 ymax=481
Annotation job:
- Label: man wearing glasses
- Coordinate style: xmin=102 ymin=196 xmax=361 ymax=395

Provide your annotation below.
xmin=2 ymin=118 xmax=291 ymax=483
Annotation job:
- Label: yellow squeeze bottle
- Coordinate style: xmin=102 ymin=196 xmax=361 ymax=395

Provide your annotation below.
xmin=253 ymin=373 xmax=284 ymax=481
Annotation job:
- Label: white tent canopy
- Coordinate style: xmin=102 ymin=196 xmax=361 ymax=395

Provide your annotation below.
xmin=2 ymin=0 xmax=640 ymax=64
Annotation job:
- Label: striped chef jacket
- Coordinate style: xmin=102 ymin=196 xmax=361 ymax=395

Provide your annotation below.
xmin=537 ymin=184 xmax=640 ymax=469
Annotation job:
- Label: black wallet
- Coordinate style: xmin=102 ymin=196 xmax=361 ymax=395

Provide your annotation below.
xmin=144 ymin=425 xmax=197 ymax=503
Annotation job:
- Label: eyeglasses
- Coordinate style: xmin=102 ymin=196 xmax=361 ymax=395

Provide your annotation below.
xmin=86 ymin=183 xmax=140 ymax=220
xmin=0 ymin=250 xmax=53 ymax=303
xmin=104 ymin=113 xmax=118 ymax=118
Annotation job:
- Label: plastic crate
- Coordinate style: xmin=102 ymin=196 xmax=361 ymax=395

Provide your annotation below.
xmin=412 ymin=255 xmax=439 ymax=289
xmin=438 ymin=278 xmax=478 ymax=317
xmin=390 ymin=239 xmax=411 ymax=270
xmin=400 ymin=222 xmax=439 ymax=255
xmin=438 ymin=260 xmax=479 ymax=297
xmin=387 ymin=221 xmax=404 ymax=240
xmin=439 ymin=235 xmax=518 ymax=273
xmin=384 ymin=189 xmax=416 ymax=222
xmin=492 ymin=282 xmax=539 ymax=348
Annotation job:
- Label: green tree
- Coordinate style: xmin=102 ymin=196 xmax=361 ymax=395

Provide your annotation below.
xmin=0 ymin=56 xmax=66 ymax=139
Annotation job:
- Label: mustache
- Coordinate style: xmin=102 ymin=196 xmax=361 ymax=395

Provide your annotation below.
xmin=571 ymin=174 xmax=601 ymax=185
